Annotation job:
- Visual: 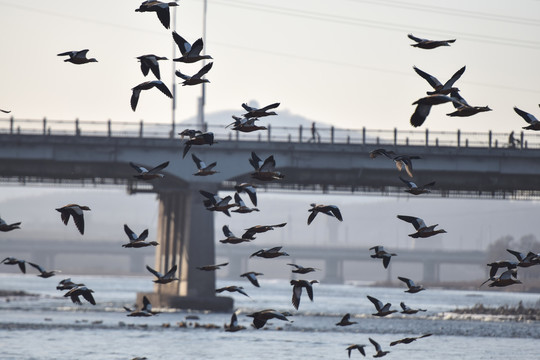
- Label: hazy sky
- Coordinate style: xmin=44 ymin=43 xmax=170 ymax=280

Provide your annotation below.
xmin=1 ymin=0 xmax=539 ymax=134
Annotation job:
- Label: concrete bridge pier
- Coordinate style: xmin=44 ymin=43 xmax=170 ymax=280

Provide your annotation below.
xmin=422 ymin=261 xmax=440 ymax=283
xmin=323 ymin=258 xmax=344 ymax=284
xmin=137 ymin=188 xmax=233 ymax=312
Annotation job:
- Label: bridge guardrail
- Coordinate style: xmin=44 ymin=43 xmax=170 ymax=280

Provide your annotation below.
xmin=1 ymin=116 xmax=539 ymax=149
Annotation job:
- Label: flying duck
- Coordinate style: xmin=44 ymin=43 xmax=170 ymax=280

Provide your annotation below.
xmin=175 ymin=62 xmax=213 ymax=86
xmin=219 ymin=225 xmax=253 ymax=244
xmin=1 ymin=257 xmax=27 ymax=273
xmin=234 ymin=183 xmax=257 ymax=206
xmin=369 ymin=338 xmax=390 ymax=358
xmin=172 ymin=32 xmax=212 ymax=63
xmin=287 ymin=263 xmax=320 ymax=274
xmin=191 ymin=154 xmax=218 ymax=176
xmin=130 ymin=161 xmax=169 ymax=180
xmin=135 ymin=1 xmax=179 ymax=29
xmin=393 ymin=155 xmax=421 ymax=178
xmin=390 ymin=333 xmax=432 ymax=346
xmin=240 ymin=272 xmax=264 ymax=287
xmin=199 ymin=190 xmax=238 ymax=217
xmin=124 ymin=296 xmax=159 ymax=317
xmin=0 ymin=217 xmax=21 ymax=232
xmin=243 ymin=222 xmax=287 ymax=240
xmin=250 ymin=246 xmax=289 ymax=259
xmin=410 ymin=94 xmax=464 ymax=127
xmin=398 ymin=276 xmax=425 ymax=293
xmin=131 ymin=80 xmax=173 ymax=111
xmin=136 ymin=54 xmax=168 ymax=79
xmin=146 ymin=264 xmax=179 ymax=284
xmin=216 ymin=286 xmax=250 ymax=298
xmin=369 ymin=246 xmax=397 ymax=269
xmin=514 ymin=106 xmax=540 ymax=130
xmin=400 ymin=302 xmax=427 ymax=314
xmin=483 ymin=260 xmax=518 ymax=285
xmin=250 ymin=154 xmax=284 ymax=181
xmin=57 ymin=49 xmax=97 ymax=64
xmin=242 ymin=102 xmax=280 ymax=118
xmin=196 ymin=262 xmax=228 ymax=271
xmin=56 ymin=204 xmax=90 ymax=235
xmin=367 ymin=295 xmax=397 ymax=317
xmin=487 ymin=268 xmax=522 ymax=287
xmin=232 ymin=193 xmax=259 ymax=214
xmin=224 ymin=312 xmax=246 ymax=332
xmin=397 ymin=215 xmax=447 ymax=238
xmin=399 ymin=176 xmax=435 ymax=195
xmin=182 ymin=132 xmax=215 ymax=158
xmin=346 ymin=344 xmax=366 ymax=358
xmin=335 ymin=313 xmax=357 ymax=326
xmin=446 ymin=91 xmax=492 ymax=117
xmin=290 ymin=280 xmax=318 ymax=310
xmin=122 ymin=225 xmax=153 ymax=247
xmin=64 ymin=286 xmax=96 ymax=305
xmin=408 ymin=33 xmax=456 ymax=49
xmin=227 ymin=116 xmax=267 ymax=132
xmin=246 ymin=309 xmax=289 ymax=329
xmin=28 ymin=262 xmax=60 ymax=278
xmin=307 ymin=204 xmax=343 ymax=225
xmin=413 ymin=65 xmax=466 ymax=95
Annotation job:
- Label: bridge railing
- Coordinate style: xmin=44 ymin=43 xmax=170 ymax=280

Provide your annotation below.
xmin=1 ymin=116 xmax=539 ymax=149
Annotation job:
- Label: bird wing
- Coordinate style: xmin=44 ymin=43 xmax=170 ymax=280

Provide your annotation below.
xmin=148 ymin=161 xmax=169 ymax=173
xmin=292 ymin=285 xmax=302 ymax=310
xmin=398 ymin=276 xmax=415 ymax=288
xmin=236 ymin=288 xmax=250 ymax=297
xmin=328 ymin=206 xmax=343 ymax=221
xmin=130 ymin=89 xmax=141 ymax=111
xmin=138 ymin=229 xmax=149 ymax=242
xmin=382 ymin=255 xmax=392 ymax=269
xmin=449 ymin=90 xmax=468 ymax=109
xmin=142 ymin=296 xmax=152 ymax=312
xmin=259 ymin=155 xmax=276 ymax=172
xmin=192 ymin=62 xmax=213 ymax=79
xmin=191 ymin=154 xmax=203 ymax=169
xmin=70 ymin=210 xmax=85 ymax=235
xmin=270 ymin=223 xmax=287 ymax=228
xmin=307 ymin=211 xmax=318 ymax=225
xmin=28 ymin=262 xmax=45 ymax=273
xmin=442 ymin=65 xmax=466 ymax=90
xmin=367 ymin=295 xmax=383 ymax=311
xmin=57 ymin=50 xmax=76 ymax=57
xmin=222 ymin=225 xmax=235 ymax=237
xmin=81 ymin=290 xmax=96 ymax=305
xmin=175 ymin=70 xmax=190 ymax=80
xmin=305 ymin=283 xmax=314 ymax=301
xmin=234 ymin=193 xmax=246 ymax=207
xmin=410 ymin=103 xmax=432 ymax=127
xmin=506 ymin=249 xmax=525 ymax=261
xmin=230 ymin=312 xmax=238 ymax=327
xmin=287 ymin=263 xmax=300 ymax=269
xmin=407 ymin=34 xmax=425 ymax=43
xmin=514 ymin=107 xmax=539 ymax=124
xmin=164 ymin=264 xmax=178 ymax=279
xmin=244 ymin=273 xmax=260 ymax=287
xmin=129 ymin=162 xmax=146 ymax=173
xmin=399 ymin=176 xmax=416 ymax=189
xmin=139 ymin=60 xmax=150 ymax=76
xmin=369 ymin=338 xmax=382 ymax=352
xmin=172 ymin=31 xmax=190 ymax=55
xmin=260 ymin=102 xmax=280 ymax=112
xmin=242 ymin=103 xmax=256 ymax=112
xmin=153 ymin=81 xmax=173 ymax=98
xmin=422 ymin=181 xmax=436 ymax=189
xmin=124 ymin=224 xmax=137 ymax=241
xmin=397 ymin=215 xmax=425 ymax=230
xmin=146 ymin=265 xmax=163 ymax=279
xmin=189 ymin=38 xmax=205 ymax=57
xmin=413 ymin=66 xmax=442 ymax=89
xmin=155 ymin=7 xmax=171 ymax=29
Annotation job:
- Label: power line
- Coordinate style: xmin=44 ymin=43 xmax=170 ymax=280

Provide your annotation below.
xmin=209 ymin=0 xmax=540 ymax=50
xmin=348 ymin=0 xmax=540 ymax=27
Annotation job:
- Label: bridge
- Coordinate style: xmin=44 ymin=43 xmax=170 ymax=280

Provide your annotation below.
xmin=0 ymin=239 xmax=485 ymax=284
xmin=1 ymin=116 xmax=539 ymax=311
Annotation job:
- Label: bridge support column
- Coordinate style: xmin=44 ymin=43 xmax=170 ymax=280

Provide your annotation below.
xmin=323 ymin=258 xmax=344 ymax=284
xmin=137 ymin=188 xmax=233 ymax=312
xmin=422 ymin=261 xmax=440 ymax=283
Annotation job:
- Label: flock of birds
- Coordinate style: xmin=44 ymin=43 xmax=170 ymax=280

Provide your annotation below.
xmin=2 ymin=2 xmax=540 ymax=359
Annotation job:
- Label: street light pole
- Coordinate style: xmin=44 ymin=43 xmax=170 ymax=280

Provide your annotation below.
xmin=198 ymin=0 xmax=208 ymax=130
xmin=171 ymin=6 xmax=177 ymax=137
